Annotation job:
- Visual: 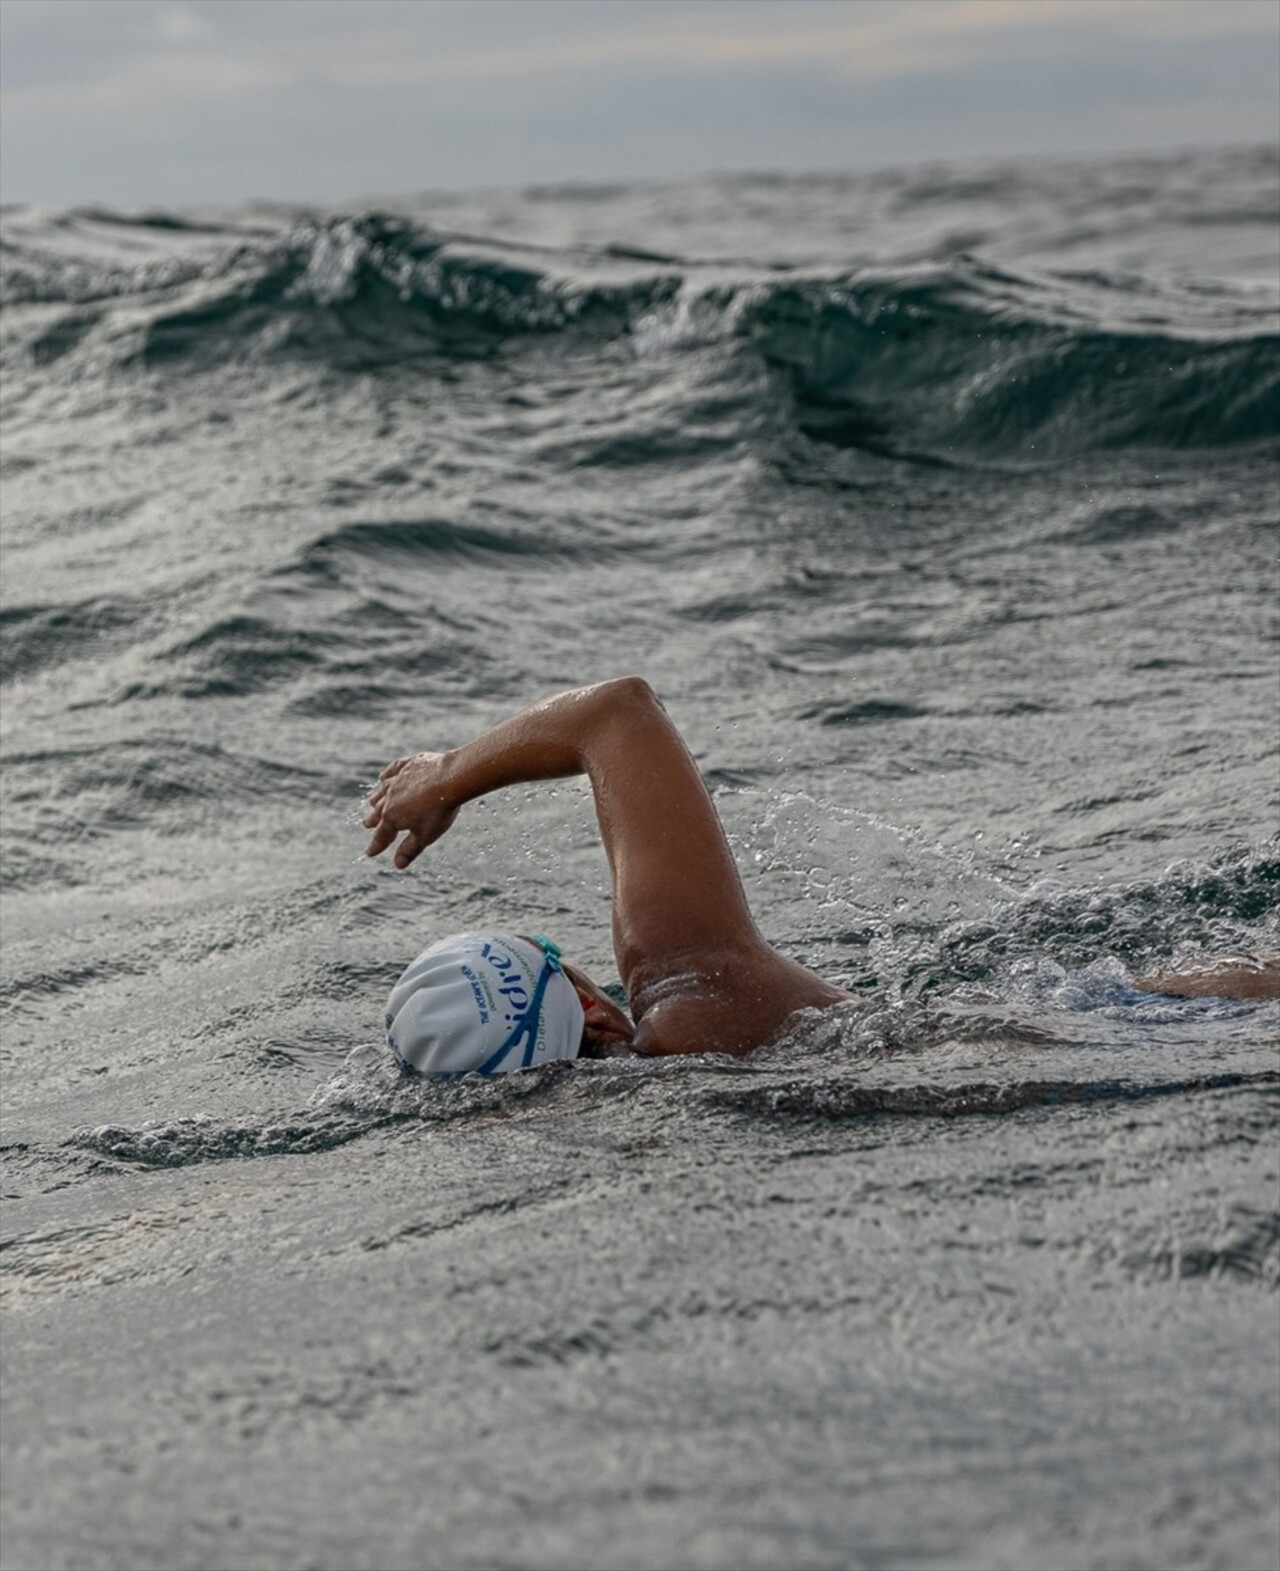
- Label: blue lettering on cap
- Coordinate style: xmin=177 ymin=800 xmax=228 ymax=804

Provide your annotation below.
xmin=480 ymin=942 xmax=530 ymax=1011
xmin=459 ymin=963 xmax=490 ymax=1024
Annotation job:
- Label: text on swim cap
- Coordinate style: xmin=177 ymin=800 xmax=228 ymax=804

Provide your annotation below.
xmin=457 ymin=963 xmax=491 ymax=1025
xmin=480 ymin=941 xmax=530 ymax=1019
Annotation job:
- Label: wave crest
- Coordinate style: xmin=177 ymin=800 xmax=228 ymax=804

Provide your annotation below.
xmin=6 ymin=208 xmax=1275 ymax=457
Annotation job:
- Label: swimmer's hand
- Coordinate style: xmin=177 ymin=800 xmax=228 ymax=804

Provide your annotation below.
xmin=362 ymin=753 xmax=460 ymax=869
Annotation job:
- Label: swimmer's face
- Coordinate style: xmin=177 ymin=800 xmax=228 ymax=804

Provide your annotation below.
xmin=562 ymin=959 xmax=634 ymax=1056
xmin=517 ymin=936 xmax=633 ymax=1057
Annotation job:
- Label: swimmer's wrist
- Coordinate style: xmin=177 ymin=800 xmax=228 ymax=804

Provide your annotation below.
xmin=438 ymin=747 xmax=469 ymax=809
xmin=439 ymin=742 xmax=502 ymax=811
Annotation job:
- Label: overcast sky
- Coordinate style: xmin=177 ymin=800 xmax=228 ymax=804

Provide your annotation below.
xmin=1 ymin=0 xmax=1276 ymax=206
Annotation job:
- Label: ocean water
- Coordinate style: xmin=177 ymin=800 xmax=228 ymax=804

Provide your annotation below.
xmin=1 ymin=145 xmax=1278 ymax=1571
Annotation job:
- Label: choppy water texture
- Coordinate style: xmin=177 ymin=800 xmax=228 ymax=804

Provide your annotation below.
xmin=2 ymin=146 xmax=1279 ymax=1571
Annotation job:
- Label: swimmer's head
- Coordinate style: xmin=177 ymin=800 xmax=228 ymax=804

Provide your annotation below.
xmin=385 ymin=930 xmax=597 ymax=1076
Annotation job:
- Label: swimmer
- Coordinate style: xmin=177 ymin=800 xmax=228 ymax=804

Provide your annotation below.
xmin=363 ymin=677 xmax=847 ymax=1072
xmin=362 ymin=677 xmax=1278 ymax=1075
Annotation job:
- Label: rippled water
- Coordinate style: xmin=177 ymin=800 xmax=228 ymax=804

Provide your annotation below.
xmin=2 ymin=146 xmax=1278 ymax=1571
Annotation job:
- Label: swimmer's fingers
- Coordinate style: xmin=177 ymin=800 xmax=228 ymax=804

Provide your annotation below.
xmin=366 ymin=804 xmax=457 ymax=864
xmin=364 ymin=819 xmax=399 ymax=859
xmin=364 ymin=762 xmax=407 ymax=817
xmin=363 ymin=773 xmax=417 ymax=827
xmin=364 ymin=779 xmax=393 ymax=812
xmin=392 ymin=831 xmax=426 ymax=871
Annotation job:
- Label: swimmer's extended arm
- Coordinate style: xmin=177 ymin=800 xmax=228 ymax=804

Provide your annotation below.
xmin=1132 ymin=958 xmax=1280 ymax=1001
xmin=362 ymin=678 xmax=768 ymax=993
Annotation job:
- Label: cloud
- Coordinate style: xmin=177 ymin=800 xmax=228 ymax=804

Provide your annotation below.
xmin=153 ymin=5 xmax=215 ymax=45
xmin=7 ymin=0 xmax=1277 ymax=100
xmin=0 ymin=0 xmax=1275 ymax=204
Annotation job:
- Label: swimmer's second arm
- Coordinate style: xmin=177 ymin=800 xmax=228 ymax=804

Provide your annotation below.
xmin=1132 ymin=957 xmax=1280 ymax=1001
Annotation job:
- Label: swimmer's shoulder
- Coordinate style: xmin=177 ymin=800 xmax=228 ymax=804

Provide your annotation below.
xmin=629 ymin=944 xmax=850 ymax=1058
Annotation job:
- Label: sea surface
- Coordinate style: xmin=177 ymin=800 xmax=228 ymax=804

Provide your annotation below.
xmin=1 ymin=145 xmax=1278 ymax=1571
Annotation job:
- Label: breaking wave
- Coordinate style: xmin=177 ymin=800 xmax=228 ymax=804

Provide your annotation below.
xmin=5 ymin=208 xmax=1276 ymax=460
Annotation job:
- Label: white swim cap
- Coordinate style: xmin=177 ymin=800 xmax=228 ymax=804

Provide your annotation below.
xmin=386 ymin=931 xmax=584 ymax=1076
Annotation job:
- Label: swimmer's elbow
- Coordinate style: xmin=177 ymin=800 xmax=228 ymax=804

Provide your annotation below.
xmin=599 ymin=674 xmax=659 ymax=709
xmin=581 ymin=675 xmax=663 ymax=731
